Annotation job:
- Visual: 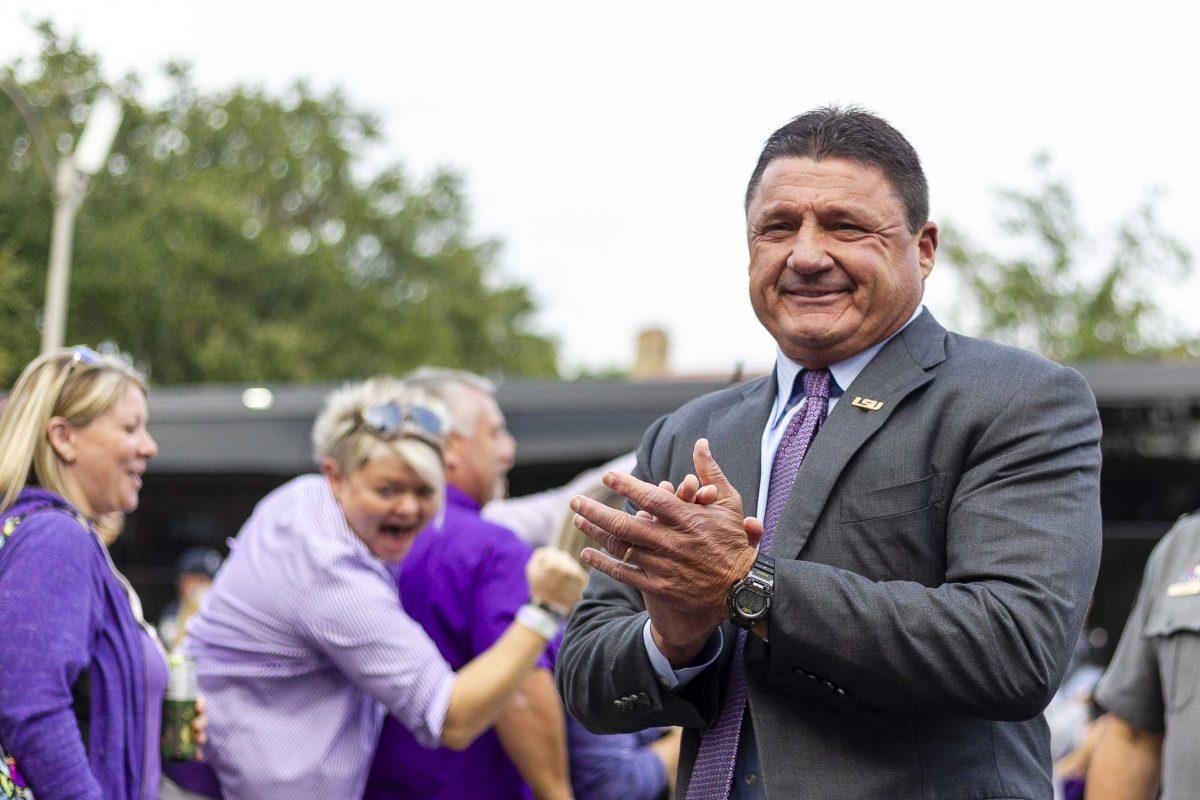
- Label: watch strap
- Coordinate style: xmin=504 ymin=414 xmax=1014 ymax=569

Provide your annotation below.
xmin=728 ymin=553 xmax=775 ymax=629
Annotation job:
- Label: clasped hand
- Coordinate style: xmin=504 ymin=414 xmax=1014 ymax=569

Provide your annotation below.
xmin=570 ymin=439 xmax=762 ymax=665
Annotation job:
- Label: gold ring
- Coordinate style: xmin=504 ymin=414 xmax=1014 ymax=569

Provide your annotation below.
xmin=621 ymin=545 xmax=636 ymax=563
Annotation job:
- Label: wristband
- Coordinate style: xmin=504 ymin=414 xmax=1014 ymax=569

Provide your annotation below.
xmin=516 ymin=603 xmax=562 ymax=641
xmin=531 ymin=598 xmax=569 ymax=621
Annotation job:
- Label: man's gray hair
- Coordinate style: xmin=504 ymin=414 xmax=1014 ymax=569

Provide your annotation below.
xmin=403 ymin=367 xmax=497 ymax=436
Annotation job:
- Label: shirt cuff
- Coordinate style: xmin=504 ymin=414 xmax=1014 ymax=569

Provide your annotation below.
xmin=642 ymin=619 xmax=722 ymax=690
xmin=421 ymin=671 xmax=457 ymax=747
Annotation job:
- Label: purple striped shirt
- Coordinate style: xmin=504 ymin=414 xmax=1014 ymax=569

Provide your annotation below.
xmin=184 ymin=475 xmax=455 ymax=799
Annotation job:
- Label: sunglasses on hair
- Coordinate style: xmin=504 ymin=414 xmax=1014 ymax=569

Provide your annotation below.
xmin=356 ymin=402 xmax=445 ymax=452
xmin=68 ymin=345 xmax=103 ymax=370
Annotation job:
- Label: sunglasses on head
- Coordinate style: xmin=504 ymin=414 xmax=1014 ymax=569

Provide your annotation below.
xmin=356 ymin=402 xmax=445 ymax=452
xmin=68 ymin=345 xmax=103 ymax=368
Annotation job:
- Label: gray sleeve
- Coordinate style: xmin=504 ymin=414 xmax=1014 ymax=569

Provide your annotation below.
xmin=1094 ymin=544 xmax=1166 ymax=733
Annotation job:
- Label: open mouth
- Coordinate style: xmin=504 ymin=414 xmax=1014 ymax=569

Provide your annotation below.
xmin=379 ymin=523 xmax=415 ymax=539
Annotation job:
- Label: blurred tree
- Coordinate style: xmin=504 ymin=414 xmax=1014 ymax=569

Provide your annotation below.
xmin=940 ymin=153 xmax=1197 ymax=363
xmin=0 ymin=22 xmax=558 ymax=385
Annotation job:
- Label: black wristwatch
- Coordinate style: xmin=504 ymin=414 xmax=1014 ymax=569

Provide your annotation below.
xmin=728 ymin=553 xmax=775 ymax=630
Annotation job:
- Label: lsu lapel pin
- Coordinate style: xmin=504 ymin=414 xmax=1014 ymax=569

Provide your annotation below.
xmin=850 ymin=396 xmax=884 ymax=412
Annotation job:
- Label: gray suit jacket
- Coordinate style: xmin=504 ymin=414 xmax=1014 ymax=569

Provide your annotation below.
xmin=556 ymin=312 xmax=1103 ymax=800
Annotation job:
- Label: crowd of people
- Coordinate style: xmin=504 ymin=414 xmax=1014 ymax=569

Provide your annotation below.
xmin=0 ymin=106 xmax=1194 ymax=800
xmin=0 ymin=353 xmax=677 ymax=800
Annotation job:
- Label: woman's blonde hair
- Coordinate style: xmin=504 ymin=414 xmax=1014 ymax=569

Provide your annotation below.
xmin=311 ymin=377 xmax=448 ymax=499
xmin=0 ymin=347 xmax=148 ymax=514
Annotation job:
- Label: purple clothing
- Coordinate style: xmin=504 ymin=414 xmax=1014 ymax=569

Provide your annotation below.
xmin=0 ymin=488 xmax=151 ymax=800
xmin=566 ymin=718 xmax=669 ymax=800
xmin=364 ymin=485 xmax=554 ymax=800
xmin=185 ymin=475 xmax=455 ymax=800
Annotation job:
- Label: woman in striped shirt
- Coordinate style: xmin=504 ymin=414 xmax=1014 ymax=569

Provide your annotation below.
xmin=186 ymin=377 xmax=586 ymax=798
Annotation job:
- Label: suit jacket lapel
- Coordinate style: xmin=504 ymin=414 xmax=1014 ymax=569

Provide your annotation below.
xmin=770 ymin=311 xmax=949 ymax=559
xmin=706 ymin=374 xmax=776 ymax=519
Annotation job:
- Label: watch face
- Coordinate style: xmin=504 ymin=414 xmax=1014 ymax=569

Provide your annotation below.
xmin=735 ymin=587 xmax=768 ymax=618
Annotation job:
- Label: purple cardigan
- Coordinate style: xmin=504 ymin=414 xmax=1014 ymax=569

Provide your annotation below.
xmin=0 ymin=488 xmax=149 ymax=799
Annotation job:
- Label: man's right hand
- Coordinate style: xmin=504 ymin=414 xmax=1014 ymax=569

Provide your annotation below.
xmin=640 ymin=475 xmax=722 ymax=667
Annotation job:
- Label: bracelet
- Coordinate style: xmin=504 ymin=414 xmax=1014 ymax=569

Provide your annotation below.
xmin=516 ymin=603 xmax=562 ymax=641
xmin=531 ymin=598 xmax=569 ymax=622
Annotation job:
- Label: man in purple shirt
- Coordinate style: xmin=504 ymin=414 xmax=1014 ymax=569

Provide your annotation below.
xmin=365 ymin=369 xmax=572 ymax=800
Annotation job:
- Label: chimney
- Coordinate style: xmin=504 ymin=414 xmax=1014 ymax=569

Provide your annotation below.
xmin=631 ymin=327 xmax=670 ymax=380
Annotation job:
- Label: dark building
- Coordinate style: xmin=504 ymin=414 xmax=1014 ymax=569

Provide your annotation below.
xmin=109 ymin=364 xmax=1200 ymax=660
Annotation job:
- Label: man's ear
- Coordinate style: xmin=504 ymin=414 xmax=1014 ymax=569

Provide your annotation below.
xmin=917 ymin=221 xmax=938 ymax=278
xmin=46 ymin=417 xmax=78 ymax=464
xmin=441 ymin=437 xmax=462 ymax=476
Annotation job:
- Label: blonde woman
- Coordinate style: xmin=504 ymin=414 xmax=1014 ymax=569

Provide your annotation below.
xmin=184 ymin=377 xmax=586 ymax=799
xmin=0 ymin=347 xmax=167 ymax=800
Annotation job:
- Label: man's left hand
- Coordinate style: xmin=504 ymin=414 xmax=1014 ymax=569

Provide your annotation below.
xmin=570 ymin=438 xmax=759 ymax=622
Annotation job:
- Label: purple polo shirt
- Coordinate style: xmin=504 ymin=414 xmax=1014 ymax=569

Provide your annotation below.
xmin=364 ymin=485 xmax=556 ymax=800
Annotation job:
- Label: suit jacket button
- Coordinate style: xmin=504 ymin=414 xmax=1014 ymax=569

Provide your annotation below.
xmin=821 ymin=680 xmax=835 ymax=691
xmin=835 ymin=688 xmax=846 ymax=696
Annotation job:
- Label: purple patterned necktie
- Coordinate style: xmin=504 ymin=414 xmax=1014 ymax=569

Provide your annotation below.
xmin=685 ymin=367 xmax=831 ymax=800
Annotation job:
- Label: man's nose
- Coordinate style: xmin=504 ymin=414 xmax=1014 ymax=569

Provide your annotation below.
xmin=786 ymin=227 xmax=833 ymax=273
xmin=500 ymin=430 xmax=516 ymax=471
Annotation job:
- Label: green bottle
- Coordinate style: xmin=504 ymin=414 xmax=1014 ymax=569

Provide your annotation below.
xmin=161 ymin=653 xmax=197 ymax=761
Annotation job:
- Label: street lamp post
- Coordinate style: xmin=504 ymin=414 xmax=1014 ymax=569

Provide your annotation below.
xmin=40 ymin=91 xmax=123 ymax=353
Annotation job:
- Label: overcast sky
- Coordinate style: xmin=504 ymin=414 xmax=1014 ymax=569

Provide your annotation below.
xmin=5 ymin=1 xmax=1197 ymax=375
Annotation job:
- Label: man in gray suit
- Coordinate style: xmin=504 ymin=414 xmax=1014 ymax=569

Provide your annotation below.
xmin=556 ymin=107 xmax=1103 ymax=799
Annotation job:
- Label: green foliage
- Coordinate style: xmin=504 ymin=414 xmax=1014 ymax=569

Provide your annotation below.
xmin=940 ymin=153 xmax=1198 ymax=363
xmin=0 ymin=22 xmax=558 ymax=385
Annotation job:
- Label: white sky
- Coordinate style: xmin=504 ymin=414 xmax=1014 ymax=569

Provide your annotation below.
xmin=4 ymin=1 xmax=1198 ymax=376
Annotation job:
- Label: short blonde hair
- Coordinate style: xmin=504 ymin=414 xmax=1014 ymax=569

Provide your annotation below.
xmin=311 ymin=377 xmax=448 ymax=497
xmin=0 ymin=347 xmax=148 ymax=514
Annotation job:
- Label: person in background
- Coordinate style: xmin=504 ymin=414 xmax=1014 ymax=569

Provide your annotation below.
xmin=0 ymin=346 xmax=203 ymax=799
xmin=483 ymin=452 xmax=637 ymax=546
xmin=365 ymin=369 xmax=573 ymax=800
xmin=1044 ymin=626 xmax=1104 ymax=800
xmin=1085 ymin=510 xmax=1200 ymax=800
xmin=158 ymin=547 xmax=223 ymax=653
xmin=185 ymin=378 xmax=586 ymax=799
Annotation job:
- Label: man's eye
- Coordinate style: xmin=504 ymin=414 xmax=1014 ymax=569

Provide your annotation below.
xmin=375 ymin=487 xmax=396 ymax=498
